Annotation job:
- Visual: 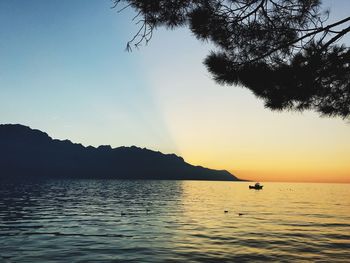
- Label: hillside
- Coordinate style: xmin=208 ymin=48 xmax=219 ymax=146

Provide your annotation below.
xmin=0 ymin=124 xmax=240 ymax=181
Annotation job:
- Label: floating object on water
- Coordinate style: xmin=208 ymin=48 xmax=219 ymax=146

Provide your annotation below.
xmin=238 ymin=213 xmax=244 ymax=216
xmin=224 ymin=210 xmax=228 ymax=213
xmin=249 ymin=182 xmax=263 ymax=190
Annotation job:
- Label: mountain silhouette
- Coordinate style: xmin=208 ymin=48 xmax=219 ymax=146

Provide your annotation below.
xmin=0 ymin=124 xmax=240 ymax=181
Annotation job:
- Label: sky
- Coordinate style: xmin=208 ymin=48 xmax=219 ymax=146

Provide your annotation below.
xmin=0 ymin=0 xmax=349 ymax=183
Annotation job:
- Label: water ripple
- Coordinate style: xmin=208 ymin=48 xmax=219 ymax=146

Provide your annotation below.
xmin=0 ymin=180 xmax=349 ymax=262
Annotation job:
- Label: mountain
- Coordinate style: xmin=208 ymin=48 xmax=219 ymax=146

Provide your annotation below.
xmin=0 ymin=124 xmax=240 ymax=181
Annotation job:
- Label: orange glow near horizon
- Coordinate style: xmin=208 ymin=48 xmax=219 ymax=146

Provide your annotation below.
xmin=178 ymin=143 xmax=350 ymax=183
xmin=181 ymin=156 xmax=350 ymax=184
xmin=145 ymin=72 xmax=350 ymax=184
xmin=231 ymin=170 xmax=350 ymax=184
xmin=2 ymin=0 xmax=349 ymax=185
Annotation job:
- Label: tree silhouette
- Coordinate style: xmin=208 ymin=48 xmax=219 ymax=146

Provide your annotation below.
xmin=114 ymin=0 xmax=350 ymax=118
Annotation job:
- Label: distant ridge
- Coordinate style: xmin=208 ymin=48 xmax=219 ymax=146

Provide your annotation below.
xmin=0 ymin=124 xmax=240 ymax=181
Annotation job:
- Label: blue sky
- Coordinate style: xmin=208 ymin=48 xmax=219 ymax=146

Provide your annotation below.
xmin=0 ymin=0 xmax=168 ymax=146
xmin=1 ymin=0 xmax=350 ymax=182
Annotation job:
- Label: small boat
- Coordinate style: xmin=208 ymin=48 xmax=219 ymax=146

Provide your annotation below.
xmin=249 ymin=182 xmax=263 ymax=190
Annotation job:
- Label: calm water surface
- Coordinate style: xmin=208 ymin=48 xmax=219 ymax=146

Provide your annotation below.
xmin=0 ymin=180 xmax=349 ymax=262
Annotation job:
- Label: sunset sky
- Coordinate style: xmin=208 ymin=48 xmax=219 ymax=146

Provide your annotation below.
xmin=1 ymin=0 xmax=349 ymax=183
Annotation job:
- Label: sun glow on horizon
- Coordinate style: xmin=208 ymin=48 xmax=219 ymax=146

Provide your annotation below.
xmin=0 ymin=0 xmax=349 ymax=184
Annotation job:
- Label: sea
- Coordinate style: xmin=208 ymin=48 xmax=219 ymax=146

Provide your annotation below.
xmin=0 ymin=180 xmax=349 ymax=262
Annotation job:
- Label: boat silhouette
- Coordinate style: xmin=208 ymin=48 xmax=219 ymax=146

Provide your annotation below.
xmin=249 ymin=182 xmax=263 ymax=190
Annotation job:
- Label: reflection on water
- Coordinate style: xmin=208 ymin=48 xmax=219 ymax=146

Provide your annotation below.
xmin=0 ymin=180 xmax=349 ymax=262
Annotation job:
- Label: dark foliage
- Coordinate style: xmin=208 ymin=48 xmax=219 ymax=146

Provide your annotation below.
xmin=114 ymin=0 xmax=350 ymax=118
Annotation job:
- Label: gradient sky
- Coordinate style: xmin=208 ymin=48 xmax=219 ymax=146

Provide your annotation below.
xmin=1 ymin=0 xmax=349 ymax=183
